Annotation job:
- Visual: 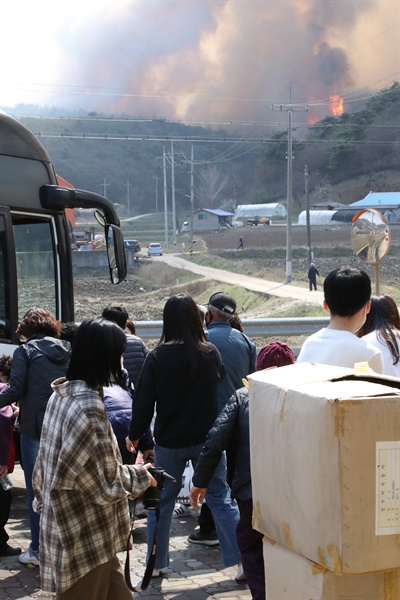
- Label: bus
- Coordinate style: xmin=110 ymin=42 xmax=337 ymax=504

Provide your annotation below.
xmin=0 ymin=112 xmax=127 ymax=347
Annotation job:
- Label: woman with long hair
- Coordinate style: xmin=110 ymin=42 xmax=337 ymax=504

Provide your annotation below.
xmin=126 ymin=294 xmax=242 ymax=576
xmin=358 ymin=294 xmax=400 ymax=377
xmin=32 ymin=319 xmax=156 ymax=599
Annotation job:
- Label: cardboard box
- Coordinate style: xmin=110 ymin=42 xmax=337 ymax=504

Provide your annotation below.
xmin=249 ymin=363 xmax=400 ymax=574
xmin=263 ymin=540 xmax=400 ymax=600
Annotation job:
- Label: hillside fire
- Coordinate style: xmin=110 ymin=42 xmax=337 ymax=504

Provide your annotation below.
xmin=329 ymin=93 xmax=344 ymax=116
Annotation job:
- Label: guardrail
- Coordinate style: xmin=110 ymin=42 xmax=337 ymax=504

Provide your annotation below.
xmin=134 ymin=316 xmax=329 ymax=340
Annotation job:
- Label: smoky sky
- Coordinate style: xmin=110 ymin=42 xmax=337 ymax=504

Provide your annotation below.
xmin=46 ymin=0 xmax=381 ymax=121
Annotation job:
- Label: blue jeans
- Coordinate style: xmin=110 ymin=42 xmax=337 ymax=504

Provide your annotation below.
xmin=20 ymin=434 xmax=40 ymax=552
xmin=147 ymin=444 xmax=241 ymax=570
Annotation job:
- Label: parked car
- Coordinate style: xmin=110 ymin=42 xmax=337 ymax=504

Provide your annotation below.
xmin=147 ymin=242 xmax=163 ymax=256
xmin=124 ymin=239 xmax=141 ymax=252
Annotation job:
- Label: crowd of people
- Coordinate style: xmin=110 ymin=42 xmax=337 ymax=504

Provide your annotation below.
xmin=1 ymin=264 xmax=398 ymax=599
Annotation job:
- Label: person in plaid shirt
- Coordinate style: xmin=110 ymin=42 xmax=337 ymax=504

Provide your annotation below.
xmin=33 ymin=318 xmax=156 ymax=599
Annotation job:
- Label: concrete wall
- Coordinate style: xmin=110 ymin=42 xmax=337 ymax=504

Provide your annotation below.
xmin=193 ymin=212 xmax=220 ymax=231
xmin=72 ymin=250 xmax=137 ymax=268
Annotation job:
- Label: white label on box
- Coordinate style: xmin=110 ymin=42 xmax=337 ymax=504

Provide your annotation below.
xmin=376 ymin=441 xmax=400 ymax=535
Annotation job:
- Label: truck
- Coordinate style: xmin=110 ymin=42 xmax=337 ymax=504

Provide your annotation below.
xmin=0 ymin=112 xmax=127 ymax=348
xmin=247 ymin=216 xmax=271 ymax=226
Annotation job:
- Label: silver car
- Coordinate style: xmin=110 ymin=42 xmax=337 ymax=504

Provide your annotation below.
xmin=147 ymin=242 xmax=163 ymax=256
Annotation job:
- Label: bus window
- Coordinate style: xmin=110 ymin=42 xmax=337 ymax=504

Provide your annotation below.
xmin=13 ymin=218 xmax=57 ymax=320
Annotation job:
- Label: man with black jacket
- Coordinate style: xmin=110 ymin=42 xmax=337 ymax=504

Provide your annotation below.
xmin=101 ymin=306 xmax=149 ymax=388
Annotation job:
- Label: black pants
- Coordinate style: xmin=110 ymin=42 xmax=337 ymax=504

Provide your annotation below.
xmin=198 ymin=501 xmax=216 ymax=533
xmin=0 ymin=486 xmax=12 ymax=549
xmin=236 ymin=498 xmax=265 ymax=600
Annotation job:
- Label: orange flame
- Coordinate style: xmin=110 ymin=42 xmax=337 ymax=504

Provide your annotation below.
xmin=329 ymin=94 xmax=344 ymax=116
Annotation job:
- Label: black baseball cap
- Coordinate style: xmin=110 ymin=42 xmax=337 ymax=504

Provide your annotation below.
xmin=208 ymin=292 xmax=236 ymax=315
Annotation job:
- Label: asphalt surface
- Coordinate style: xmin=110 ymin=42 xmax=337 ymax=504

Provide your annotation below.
xmin=1 ymin=465 xmax=251 ymax=600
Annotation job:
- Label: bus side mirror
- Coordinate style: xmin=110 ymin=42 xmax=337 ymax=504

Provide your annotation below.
xmin=106 ymin=224 xmax=127 ymax=284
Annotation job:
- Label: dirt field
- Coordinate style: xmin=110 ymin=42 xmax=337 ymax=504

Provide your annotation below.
xmin=199 ymin=223 xmax=352 ymax=251
xmin=73 ymin=224 xmax=400 ymax=325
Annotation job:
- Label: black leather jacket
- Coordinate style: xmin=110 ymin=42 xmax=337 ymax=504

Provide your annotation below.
xmin=0 ymin=335 xmax=71 ymax=438
xmin=192 ymin=386 xmax=252 ymax=501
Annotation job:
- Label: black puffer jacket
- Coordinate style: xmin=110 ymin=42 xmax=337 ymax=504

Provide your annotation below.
xmin=0 ymin=335 xmax=71 ymax=438
xmin=123 ymin=334 xmax=149 ymax=387
xmin=192 ymin=386 xmax=252 ymax=501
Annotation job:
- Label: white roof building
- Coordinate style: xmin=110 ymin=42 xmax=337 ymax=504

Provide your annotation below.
xmin=298 ymin=210 xmax=343 ymax=225
xmin=236 ymin=203 xmax=287 ymax=219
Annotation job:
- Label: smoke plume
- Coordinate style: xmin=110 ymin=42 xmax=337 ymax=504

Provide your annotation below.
xmin=3 ymin=0 xmax=398 ymax=122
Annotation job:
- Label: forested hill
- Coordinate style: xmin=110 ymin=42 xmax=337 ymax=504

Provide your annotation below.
xmin=12 ymin=82 xmax=400 ymax=216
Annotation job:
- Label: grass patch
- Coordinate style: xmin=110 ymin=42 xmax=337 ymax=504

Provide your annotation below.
xmin=133 ymin=261 xmax=201 ymax=288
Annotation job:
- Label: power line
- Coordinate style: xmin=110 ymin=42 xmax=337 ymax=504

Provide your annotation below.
xmin=33 ymin=132 xmax=400 ymax=146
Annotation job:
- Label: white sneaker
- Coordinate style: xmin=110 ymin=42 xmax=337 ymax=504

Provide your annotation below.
xmin=172 ymin=503 xmax=191 ymax=518
xmin=134 ymin=500 xmax=148 ymax=518
xmin=235 ymin=563 xmax=246 ymax=582
xmin=152 ymin=567 xmax=172 ymax=577
xmin=19 ymin=547 xmax=40 ymax=566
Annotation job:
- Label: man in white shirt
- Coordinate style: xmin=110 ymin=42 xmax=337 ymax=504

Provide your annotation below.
xmin=297 ymin=266 xmax=384 ymax=373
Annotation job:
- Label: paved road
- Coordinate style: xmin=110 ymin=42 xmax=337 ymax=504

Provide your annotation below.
xmin=153 ymin=254 xmax=324 ymax=306
xmin=1 ymin=466 xmax=251 ymax=600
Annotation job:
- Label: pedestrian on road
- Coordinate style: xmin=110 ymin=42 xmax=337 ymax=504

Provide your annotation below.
xmin=190 ymin=341 xmax=295 ymax=600
xmin=126 ymin=294 xmax=242 ymax=577
xmin=237 ymin=236 xmax=244 ymax=250
xmin=308 ymin=262 xmax=319 ymax=291
xmin=32 ymin=318 xmax=156 ymax=600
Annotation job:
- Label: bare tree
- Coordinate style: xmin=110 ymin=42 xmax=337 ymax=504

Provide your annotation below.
xmin=195 ymin=165 xmax=229 ymax=208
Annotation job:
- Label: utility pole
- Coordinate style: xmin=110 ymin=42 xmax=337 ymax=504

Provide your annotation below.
xmin=154 ymin=174 xmax=159 ymax=213
xmin=190 ymin=144 xmax=194 ymax=253
xmin=102 ymin=178 xmax=109 ymax=198
xmin=305 ymin=165 xmax=312 ymax=266
xmin=272 ymin=89 xmax=308 ymax=283
xmin=171 ymin=141 xmax=177 ymax=250
xmin=125 ymin=180 xmax=131 ymax=218
xmin=163 ymin=147 xmax=168 ymax=248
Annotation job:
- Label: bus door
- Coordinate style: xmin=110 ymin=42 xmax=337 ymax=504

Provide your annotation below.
xmin=0 ymin=207 xmax=73 ymax=348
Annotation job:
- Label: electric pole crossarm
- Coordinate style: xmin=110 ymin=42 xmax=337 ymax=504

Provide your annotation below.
xmin=271 ymin=104 xmax=309 ymax=112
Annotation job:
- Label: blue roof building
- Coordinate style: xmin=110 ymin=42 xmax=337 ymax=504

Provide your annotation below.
xmin=192 ymin=208 xmax=235 ymax=231
xmin=349 ymin=192 xmax=400 ymax=223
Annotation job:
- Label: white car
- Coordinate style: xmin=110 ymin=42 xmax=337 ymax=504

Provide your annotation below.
xmin=147 ymin=242 xmax=163 ymax=256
